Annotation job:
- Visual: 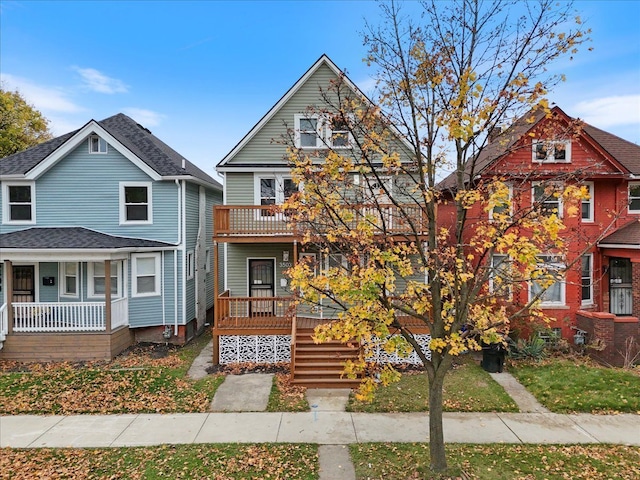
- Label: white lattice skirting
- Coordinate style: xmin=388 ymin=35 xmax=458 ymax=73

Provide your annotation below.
xmin=218 ymin=334 xmax=432 ymax=365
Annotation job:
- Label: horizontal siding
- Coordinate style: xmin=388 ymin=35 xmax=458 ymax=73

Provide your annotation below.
xmin=225 ymin=173 xmax=254 ymax=206
xmin=226 ymin=243 xmax=295 ymax=297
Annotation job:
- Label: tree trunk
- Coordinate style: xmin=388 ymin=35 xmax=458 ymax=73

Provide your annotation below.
xmin=428 ymin=371 xmax=447 ymax=471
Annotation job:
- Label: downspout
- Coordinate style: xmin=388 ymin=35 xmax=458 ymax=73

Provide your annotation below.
xmin=174 ymin=179 xmax=182 ymax=337
xmin=180 ymin=179 xmax=186 ymax=336
xmin=161 ymin=250 xmax=165 ymax=328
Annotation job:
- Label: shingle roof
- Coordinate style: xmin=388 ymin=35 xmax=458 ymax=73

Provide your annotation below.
xmin=599 ymin=219 xmax=640 ymax=247
xmin=439 ymin=106 xmax=640 ymax=190
xmin=0 ymin=227 xmax=174 ymax=250
xmin=1 ymin=113 xmax=222 ymax=189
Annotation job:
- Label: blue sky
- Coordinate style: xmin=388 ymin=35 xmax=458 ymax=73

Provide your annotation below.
xmin=1 ymin=0 xmax=639 ymax=178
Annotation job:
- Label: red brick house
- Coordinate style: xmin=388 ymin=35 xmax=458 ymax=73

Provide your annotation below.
xmin=440 ymin=106 xmax=639 ymax=365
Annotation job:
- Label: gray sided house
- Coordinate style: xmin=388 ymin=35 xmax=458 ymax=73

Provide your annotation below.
xmin=214 ymin=55 xmax=429 ymax=387
xmin=0 ymin=114 xmax=222 ymax=361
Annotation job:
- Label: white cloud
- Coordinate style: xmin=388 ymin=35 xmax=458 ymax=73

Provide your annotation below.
xmin=572 ymin=95 xmax=640 ymax=128
xmin=0 ymin=73 xmax=84 ymax=113
xmin=74 ymin=67 xmax=129 ymax=94
xmin=122 ymin=108 xmax=166 ymax=128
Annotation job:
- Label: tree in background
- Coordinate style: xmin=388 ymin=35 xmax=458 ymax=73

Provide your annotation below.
xmin=284 ymin=0 xmax=590 ymax=472
xmin=0 ymin=87 xmax=53 ymax=157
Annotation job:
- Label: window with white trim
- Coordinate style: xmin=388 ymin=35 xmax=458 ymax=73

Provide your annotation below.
xmin=60 ymin=262 xmax=79 ymax=297
xmin=489 ymin=183 xmax=512 ymax=221
xmin=88 ymin=261 xmax=121 ymax=298
xmin=532 ymin=140 xmax=571 ymax=163
xmin=629 ymin=182 xmax=640 ymax=213
xmin=325 ymin=253 xmax=349 ymax=272
xmin=533 ymin=182 xmax=563 ymax=217
xmin=205 ymin=248 xmax=211 ymax=273
xmin=132 ymin=253 xmax=161 ymax=297
xmin=295 ymin=114 xmax=323 ymax=148
xmin=186 ymin=251 xmax=195 ymax=280
xmin=120 ymin=182 xmax=152 ymax=224
xmin=328 ymin=116 xmax=352 ymax=148
xmin=489 ymin=254 xmax=511 ymax=298
xmin=530 ymin=255 xmax=565 ymax=306
xmin=89 ymin=134 xmax=108 ymax=153
xmin=581 ymin=254 xmax=593 ymax=305
xmin=581 ymin=182 xmax=594 ymax=222
xmin=2 ymin=182 xmax=35 ymax=224
xmin=255 ymin=175 xmax=297 ymax=217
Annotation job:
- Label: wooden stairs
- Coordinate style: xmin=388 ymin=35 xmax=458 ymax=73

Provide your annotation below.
xmin=291 ymin=327 xmax=362 ymax=388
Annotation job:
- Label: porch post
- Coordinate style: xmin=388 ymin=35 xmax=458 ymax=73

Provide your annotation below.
xmin=293 ymin=240 xmax=298 ymax=264
xmin=4 ymin=260 xmax=13 ymax=334
xmin=212 ymin=241 xmax=220 ymax=365
xmin=104 ymin=260 xmax=112 ymax=334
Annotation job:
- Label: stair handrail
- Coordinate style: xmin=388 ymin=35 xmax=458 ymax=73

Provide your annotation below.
xmin=290 ymin=315 xmax=297 ymax=381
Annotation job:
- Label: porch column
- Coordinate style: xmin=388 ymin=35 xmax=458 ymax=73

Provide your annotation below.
xmin=212 ymin=241 xmax=220 ymax=365
xmin=4 ymin=260 xmax=13 ymax=334
xmin=104 ymin=260 xmax=112 ymax=334
xmin=293 ymin=240 xmax=298 ymax=264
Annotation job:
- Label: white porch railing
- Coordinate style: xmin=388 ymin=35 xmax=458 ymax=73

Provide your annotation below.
xmin=12 ymin=300 xmax=129 ymax=333
xmin=0 ymin=303 xmax=7 ymax=340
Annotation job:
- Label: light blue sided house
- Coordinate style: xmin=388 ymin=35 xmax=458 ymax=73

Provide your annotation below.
xmin=0 ymin=114 xmax=222 ymax=361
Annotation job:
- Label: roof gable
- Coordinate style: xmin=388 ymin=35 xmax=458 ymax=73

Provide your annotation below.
xmin=1 ymin=114 xmax=222 ymax=190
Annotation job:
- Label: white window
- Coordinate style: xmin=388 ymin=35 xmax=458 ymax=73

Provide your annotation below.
xmin=2 ymin=182 xmax=36 ymax=224
xmin=582 ymin=182 xmax=594 ymax=222
xmin=324 ymin=253 xmax=348 ymax=272
xmin=327 ymin=116 xmax=352 ymax=148
xmin=255 ymin=175 xmax=297 ymax=217
xmin=300 ymin=253 xmax=318 ymax=276
xmin=132 ymin=253 xmax=161 ymax=297
xmin=60 ymin=262 xmax=79 ymax=297
xmin=295 ymin=114 xmax=323 ymax=148
xmin=186 ymin=251 xmax=195 ymax=280
xmin=88 ymin=261 xmax=121 ymax=298
xmin=488 ymin=183 xmax=512 ymax=221
xmin=120 ymin=182 xmax=152 ymax=224
xmin=581 ymin=254 xmax=593 ymax=305
xmin=489 ymin=254 xmax=511 ymax=298
xmin=629 ymin=182 xmax=640 ymax=213
xmin=89 ymin=134 xmax=108 ymax=154
xmin=205 ymin=248 xmax=211 ymax=273
xmin=530 ymin=255 xmax=565 ymax=306
xmin=532 ymin=182 xmax=563 ymax=217
xmin=532 ymin=140 xmax=571 ymax=163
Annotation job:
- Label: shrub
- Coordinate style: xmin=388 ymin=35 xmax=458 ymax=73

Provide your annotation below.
xmin=508 ymin=336 xmax=547 ymax=361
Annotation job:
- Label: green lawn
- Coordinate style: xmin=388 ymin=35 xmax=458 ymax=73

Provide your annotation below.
xmin=351 ymin=443 xmax=640 ymax=479
xmin=509 ymin=359 xmax=640 ymax=413
xmin=347 ymin=356 xmax=519 ymax=413
xmin=1 ymin=444 xmax=318 ymax=480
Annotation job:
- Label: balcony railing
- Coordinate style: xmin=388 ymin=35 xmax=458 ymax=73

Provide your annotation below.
xmin=216 ymin=291 xmax=295 ymax=330
xmin=214 ymin=204 xmax=428 ymax=238
xmin=11 ymin=300 xmax=129 ymax=333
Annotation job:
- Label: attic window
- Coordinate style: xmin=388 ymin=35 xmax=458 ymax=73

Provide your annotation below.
xmin=89 ymin=135 xmax=108 ymax=154
xmin=295 ymin=114 xmax=322 ymax=148
xmin=532 ymin=140 xmax=570 ymax=163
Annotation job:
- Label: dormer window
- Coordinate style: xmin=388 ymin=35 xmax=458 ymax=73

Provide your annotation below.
xmin=89 ymin=134 xmax=108 ymax=154
xmin=532 ymin=140 xmax=570 ymax=163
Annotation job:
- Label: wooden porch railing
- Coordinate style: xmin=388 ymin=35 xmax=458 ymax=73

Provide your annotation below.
xmin=214 ymin=204 xmax=428 ymax=238
xmin=215 ymin=292 xmax=295 ymax=330
xmin=11 ymin=300 xmax=129 ymax=333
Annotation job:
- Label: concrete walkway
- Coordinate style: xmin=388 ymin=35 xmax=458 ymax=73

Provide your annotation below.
xmin=2 ymin=412 xmax=639 ymax=448
xmin=489 ymin=371 xmax=551 ymax=413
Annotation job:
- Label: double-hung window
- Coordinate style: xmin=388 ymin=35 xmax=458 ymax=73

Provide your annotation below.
xmin=328 ymin=117 xmax=352 ymax=148
xmin=88 ymin=261 xmax=121 ymax=298
xmin=629 ymin=182 xmax=640 ymax=213
xmin=532 ymin=140 xmax=571 ymax=163
xmin=186 ymin=251 xmax=195 ymax=280
xmin=295 ymin=114 xmax=323 ymax=148
xmin=489 ymin=254 xmax=511 ymax=299
xmin=581 ymin=254 xmax=593 ymax=305
xmin=89 ymin=134 xmax=108 ymax=153
xmin=120 ymin=182 xmax=152 ymax=224
xmin=581 ymin=182 xmax=594 ymax=222
xmin=2 ymin=182 xmax=35 ymax=224
xmin=530 ymin=255 xmax=565 ymax=306
xmin=533 ymin=182 xmax=563 ymax=217
xmin=132 ymin=253 xmax=161 ymax=297
xmin=255 ymin=174 xmax=297 ymax=217
xmin=488 ymin=183 xmax=512 ymax=221
xmin=60 ymin=262 xmax=79 ymax=297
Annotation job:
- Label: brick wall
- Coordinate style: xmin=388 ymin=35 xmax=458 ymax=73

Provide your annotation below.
xmin=576 ymin=310 xmax=640 ymax=367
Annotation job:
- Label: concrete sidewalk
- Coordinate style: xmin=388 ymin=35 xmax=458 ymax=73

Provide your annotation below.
xmin=2 ymin=412 xmax=639 ymax=448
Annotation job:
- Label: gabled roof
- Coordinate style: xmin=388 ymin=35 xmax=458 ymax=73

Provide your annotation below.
xmin=598 ymin=219 xmax=640 ymax=249
xmin=217 ymin=54 xmax=413 ymax=170
xmin=0 ymin=227 xmax=174 ymax=250
xmin=1 ymin=113 xmax=222 ymax=190
xmin=439 ymin=106 xmax=640 ymax=190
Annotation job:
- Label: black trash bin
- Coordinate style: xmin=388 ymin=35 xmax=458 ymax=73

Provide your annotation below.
xmin=481 ymin=342 xmax=505 ymax=373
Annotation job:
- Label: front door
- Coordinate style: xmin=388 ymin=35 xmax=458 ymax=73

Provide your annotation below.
xmin=13 ymin=265 xmax=35 ymax=303
xmin=249 ymin=259 xmax=274 ymax=316
xmin=610 ymin=258 xmax=632 ymax=315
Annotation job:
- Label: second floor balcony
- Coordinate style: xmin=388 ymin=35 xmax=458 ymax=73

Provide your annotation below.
xmin=213 ymin=204 xmax=428 ymax=242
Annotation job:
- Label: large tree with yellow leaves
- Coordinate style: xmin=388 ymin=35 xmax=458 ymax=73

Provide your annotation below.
xmin=283 ymin=0 xmax=590 ymax=472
